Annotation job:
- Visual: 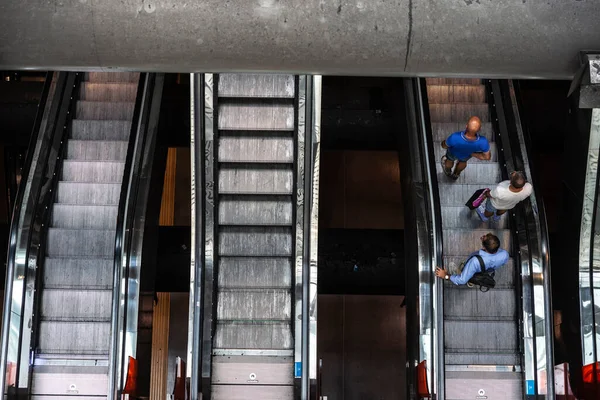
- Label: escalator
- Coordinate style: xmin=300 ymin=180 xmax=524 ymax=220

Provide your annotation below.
xmin=1 ymin=72 xmax=164 ymax=398
xmin=427 ymin=78 xmax=521 ymax=397
xmin=188 ymin=73 xmax=321 ymax=400
xmin=33 ymin=72 xmax=139 ymax=396
xmin=404 ymin=78 xmax=554 ymax=399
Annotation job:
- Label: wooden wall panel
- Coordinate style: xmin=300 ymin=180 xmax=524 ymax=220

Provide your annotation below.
xmin=318 ymin=295 xmax=406 ymax=400
xmin=319 ymin=150 xmax=403 ymax=229
xmin=149 ymin=292 xmax=171 ymax=400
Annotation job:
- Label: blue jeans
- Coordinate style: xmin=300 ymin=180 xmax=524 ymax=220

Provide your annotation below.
xmin=485 ymin=199 xmax=497 ymax=214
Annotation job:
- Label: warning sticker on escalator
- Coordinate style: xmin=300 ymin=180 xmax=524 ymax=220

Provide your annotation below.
xmin=476 ymin=388 xmax=488 ymax=399
xmin=67 ymin=384 xmax=79 ymax=394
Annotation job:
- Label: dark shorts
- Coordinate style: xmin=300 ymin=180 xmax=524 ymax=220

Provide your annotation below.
xmin=445 ymin=150 xmax=471 ymax=163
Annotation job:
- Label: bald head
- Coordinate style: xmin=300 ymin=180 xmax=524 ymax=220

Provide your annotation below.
xmin=466 ymin=116 xmax=482 ymax=135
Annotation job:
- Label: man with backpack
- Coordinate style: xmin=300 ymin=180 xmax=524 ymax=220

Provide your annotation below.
xmin=434 ymin=233 xmax=509 ymax=288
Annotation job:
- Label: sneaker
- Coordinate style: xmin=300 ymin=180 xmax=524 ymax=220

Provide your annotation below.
xmin=441 ymin=156 xmax=452 ymax=177
xmin=475 ymin=206 xmax=489 ymax=222
xmin=467 ymin=282 xmax=474 ymax=288
xmin=451 ymin=173 xmax=460 ymax=181
xmin=493 ymin=213 xmax=502 ymax=222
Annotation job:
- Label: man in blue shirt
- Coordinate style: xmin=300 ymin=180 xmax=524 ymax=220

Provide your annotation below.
xmin=441 ymin=116 xmax=491 ymax=180
xmin=434 ymin=233 xmax=509 ymax=286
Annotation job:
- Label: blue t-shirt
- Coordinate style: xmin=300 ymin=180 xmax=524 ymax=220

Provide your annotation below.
xmin=445 ymin=131 xmax=490 ymax=160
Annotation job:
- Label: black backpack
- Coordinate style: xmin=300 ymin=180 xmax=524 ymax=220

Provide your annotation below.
xmin=467 ymin=255 xmax=496 ymax=292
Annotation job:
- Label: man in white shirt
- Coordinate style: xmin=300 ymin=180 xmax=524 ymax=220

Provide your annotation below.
xmin=476 ymin=171 xmax=533 ymax=222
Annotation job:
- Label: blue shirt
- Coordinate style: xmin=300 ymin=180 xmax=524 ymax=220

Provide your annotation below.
xmin=450 ymin=249 xmax=509 ymax=285
xmin=445 ymin=131 xmax=490 ymax=160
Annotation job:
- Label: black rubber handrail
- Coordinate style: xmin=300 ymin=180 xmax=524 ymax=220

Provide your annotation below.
xmin=416 ymin=77 xmax=445 ymax=399
xmin=486 ymin=80 xmax=526 ymax=362
xmin=108 ymin=72 xmax=150 ymax=399
xmin=27 ymin=72 xmax=81 ymax=389
xmin=511 ymin=80 xmax=555 ymax=399
xmin=109 ymin=72 xmax=164 ymax=399
xmin=189 ymin=73 xmax=205 ymax=400
xmin=488 ymin=79 xmax=555 ymax=398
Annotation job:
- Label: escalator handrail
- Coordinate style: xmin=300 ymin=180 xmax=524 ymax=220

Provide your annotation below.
xmin=510 ymin=79 xmax=555 ymax=398
xmin=489 ymin=79 xmax=555 ymax=398
xmin=108 ymin=72 xmax=152 ymax=399
xmin=26 ymin=72 xmax=81 ymax=387
xmin=416 ymin=78 xmax=446 ymax=399
xmin=0 ymin=72 xmax=79 ymax=394
xmin=0 ymin=72 xmax=53 ymax=395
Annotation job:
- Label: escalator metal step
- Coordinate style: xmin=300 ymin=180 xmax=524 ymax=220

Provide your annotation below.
xmin=37 ymin=321 xmax=110 ymax=355
xmin=39 ymin=289 xmax=112 ymax=321
xmin=216 ymin=289 xmax=292 ymax=321
xmin=56 ymin=182 xmax=121 ymax=205
xmin=218 ymin=196 xmax=293 ymax=226
xmin=444 ymin=352 xmax=521 ymax=366
xmin=66 ymin=140 xmax=128 ymax=161
xmin=218 ymin=135 xmax=294 ymax=163
xmin=51 ymin=204 xmax=118 ymax=229
xmin=444 ymin=289 xmax=517 ymax=319
xmin=218 ymin=102 xmax=295 ymax=131
xmin=79 ymin=82 xmax=138 ymax=102
xmin=426 ymin=78 xmax=482 ymax=86
xmin=62 ymin=160 xmax=125 ymax=183
xmin=214 ymin=321 xmax=293 ymax=350
xmin=85 ymin=72 xmax=139 ymax=83
xmin=46 ymin=228 xmax=115 ymax=258
xmin=76 ymin=101 xmax=135 ymax=121
xmin=218 ymin=74 xmax=295 ymax=98
xmin=44 ymin=258 xmax=113 ymax=289
xmin=218 ymin=166 xmax=293 ymax=195
xmin=218 ymin=257 xmax=292 ymax=289
xmin=427 ymin=84 xmax=486 ymax=104
xmin=445 ymin=320 xmax=518 ymax=353
xmin=429 ymin=103 xmax=490 ymax=123
xmin=71 ymin=120 xmax=131 ymax=141
xmin=218 ymin=226 xmax=292 ymax=257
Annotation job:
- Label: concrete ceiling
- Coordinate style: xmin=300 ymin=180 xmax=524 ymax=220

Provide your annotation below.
xmin=1 ymin=0 xmax=599 ymax=79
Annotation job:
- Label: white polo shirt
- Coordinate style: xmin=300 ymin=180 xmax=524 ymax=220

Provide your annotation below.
xmin=489 ymin=180 xmax=533 ymax=210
